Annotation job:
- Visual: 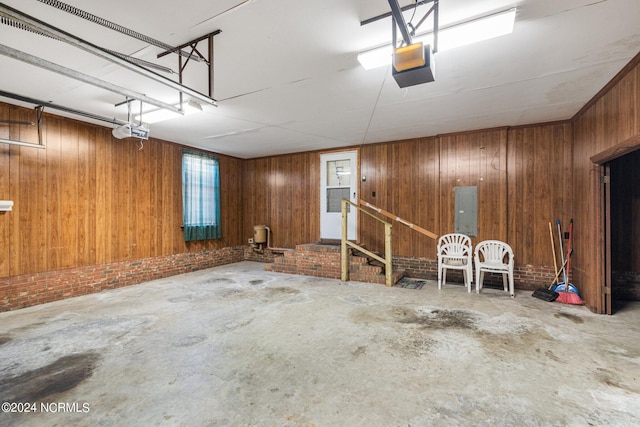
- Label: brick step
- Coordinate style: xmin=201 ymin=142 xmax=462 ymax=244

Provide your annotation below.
xmin=264 ymin=243 xmax=404 ymax=286
xmin=352 ymin=268 xmax=406 ymax=285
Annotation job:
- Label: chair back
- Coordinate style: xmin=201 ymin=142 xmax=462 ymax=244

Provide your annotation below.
xmin=438 ymin=233 xmax=472 ymax=259
xmin=475 ymin=240 xmax=514 ymax=266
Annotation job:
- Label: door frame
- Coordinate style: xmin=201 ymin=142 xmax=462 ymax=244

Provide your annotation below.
xmin=319 ymin=149 xmax=359 ymax=241
xmin=592 ymin=135 xmax=640 ymax=314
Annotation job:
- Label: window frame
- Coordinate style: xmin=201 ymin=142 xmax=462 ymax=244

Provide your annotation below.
xmin=181 ymin=150 xmax=222 ymax=241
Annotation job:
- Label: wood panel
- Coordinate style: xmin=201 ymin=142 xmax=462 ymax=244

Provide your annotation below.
xmin=0 ymin=104 xmax=10 ymax=276
xmin=0 ymin=103 xmax=244 ymax=278
xmin=572 ymin=55 xmax=640 ymax=312
xmin=507 ymin=123 xmax=573 ymax=268
xmin=359 ymin=138 xmax=440 ymax=257
xmin=242 ymin=152 xmax=319 ymax=249
xmin=439 ymin=129 xmax=508 ymax=244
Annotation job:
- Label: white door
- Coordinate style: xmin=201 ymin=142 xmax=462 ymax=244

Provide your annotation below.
xmin=320 ymin=151 xmax=358 ymax=240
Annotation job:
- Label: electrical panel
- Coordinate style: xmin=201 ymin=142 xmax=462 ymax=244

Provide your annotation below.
xmin=454 ymin=186 xmax=478 ymax=236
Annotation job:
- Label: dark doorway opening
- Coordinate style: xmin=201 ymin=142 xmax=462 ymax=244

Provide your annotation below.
xmin=608 ymin=150 xmax=640 ymax=313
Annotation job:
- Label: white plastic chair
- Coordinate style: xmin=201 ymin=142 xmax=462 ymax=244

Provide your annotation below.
xmin=474 ymin=240 xmax=515 ymax=297
xmin=437 ymin=233 xmax=473 ymax=292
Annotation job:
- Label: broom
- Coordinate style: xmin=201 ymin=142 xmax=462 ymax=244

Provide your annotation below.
xmin=532 ymin=222 xmax=561 ymax=301
xmin=555 ymin=219 xmax=583 ymax=305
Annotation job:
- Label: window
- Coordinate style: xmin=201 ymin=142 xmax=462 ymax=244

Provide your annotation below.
xmin=182 ymin=150 xmax=221 ymax=241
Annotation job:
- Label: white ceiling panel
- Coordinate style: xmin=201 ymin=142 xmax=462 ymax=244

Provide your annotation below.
xmin=0 ymin=0 xmax=639 ymax=158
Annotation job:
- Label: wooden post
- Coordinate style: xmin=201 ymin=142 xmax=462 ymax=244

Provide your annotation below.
xmin=385 ymin=222 xmax=393 ymax=287
xmin=341 ymin=199 xmax=349 ymax=282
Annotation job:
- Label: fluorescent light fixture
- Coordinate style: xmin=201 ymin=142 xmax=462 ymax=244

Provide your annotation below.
xmin=358 ymin=45 xmax=394 ymax=70
xmin=135 ymin=100 xmax=204 ymax=124
xmin=357 ymin=8 xmax=516 ymax=70
xmin=436 ymin=8 xmax=516 ymax=51
xmin=0 ymin=200 xmax=14 ymax=211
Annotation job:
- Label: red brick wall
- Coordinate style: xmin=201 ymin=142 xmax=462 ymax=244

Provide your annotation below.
xmin=1 ymin=244 xmax=561 ymax=312
xmin=266 ymin=244 xmax=342 ymax=279
xmin=266 ymin=245 xmax=556 ymax=290
xmin=244 ymin=247 xmax=279 ymax=263
xmin=612 ymin=271 xmax=640 ymax=300
xmin=0 ymin=246 xmax=245 ymax=311
xmin=394 ymin=255 xmax=555 ymax=290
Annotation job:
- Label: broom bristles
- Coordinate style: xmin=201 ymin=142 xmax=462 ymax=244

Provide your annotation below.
xmin=556 ymin=291 xmax=583 ymax=305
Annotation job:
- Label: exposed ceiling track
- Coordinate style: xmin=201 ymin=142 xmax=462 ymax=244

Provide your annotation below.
xmin=0 ymin=44 xmax=182 ymax=113
xmin=35 ymin=0 xmax=203 ymax=63
xmin=0 ymin=3 xmax=218 ymax=106
xmin=0 ymin=15 xmax=174 ymax=74
xmin=0 ymin=89 xmax=129 ymax=126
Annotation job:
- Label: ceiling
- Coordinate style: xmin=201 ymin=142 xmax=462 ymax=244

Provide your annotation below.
xmin=1 ymin=0 xmax=639 ymax=159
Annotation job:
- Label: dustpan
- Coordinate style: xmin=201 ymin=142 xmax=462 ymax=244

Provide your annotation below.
xmin=552 ymin=281 xmax=580 ymax=296
xmin=553 ymin=219 xmax=582 ymax=305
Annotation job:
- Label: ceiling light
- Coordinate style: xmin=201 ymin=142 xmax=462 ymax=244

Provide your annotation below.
xmin=135 ymin=100 xmax=204 ymax=124
xmin=357 ymin=8 xmax=516 ymax=70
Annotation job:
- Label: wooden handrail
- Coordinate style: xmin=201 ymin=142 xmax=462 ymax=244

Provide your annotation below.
xmin=341 ymin=198 xmax=394 ymax=287
xmin=359 ymin=199 xmax=437 ymax=239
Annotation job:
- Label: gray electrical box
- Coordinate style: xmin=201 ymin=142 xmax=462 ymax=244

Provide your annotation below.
xmin=454 ymin=186 xmax=478 ymax=236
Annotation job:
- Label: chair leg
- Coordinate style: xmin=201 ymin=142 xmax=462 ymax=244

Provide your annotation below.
xmin=476 ymin=270 xmax=482 ymax=293
xmin=438 ymin=262 xmax=442 ymax=289
xmin=509 ymin=273 xmax=515 ymax=298
xmin=502 ymin=273 xmax=508 ymax=292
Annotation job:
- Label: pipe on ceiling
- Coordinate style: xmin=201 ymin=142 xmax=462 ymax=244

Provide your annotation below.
xmin=0 ymin=43 xmax=182 ymax=113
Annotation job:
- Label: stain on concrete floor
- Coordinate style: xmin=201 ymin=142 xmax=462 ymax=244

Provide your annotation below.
xmin=0 ymin=353 xmax=100 ymax=402
xmin=394 ymin=306 xmax=479 ymax=330
xmin=554 ymin=311 xmax=584 ymax=323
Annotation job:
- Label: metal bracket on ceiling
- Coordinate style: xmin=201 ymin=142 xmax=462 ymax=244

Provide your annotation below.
xmin=0 ymin=98 xmax=47 ymax=149
xmin=363 ymin=1 xmax=440 ymax=53
xmin=387 ymin=0 xmax=439 ymax=51
xmin=157 ymin=30 xmax=222 ymax=100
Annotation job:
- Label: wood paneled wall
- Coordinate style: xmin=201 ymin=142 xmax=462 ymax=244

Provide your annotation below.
xmin=242 ymin=153 xmax=320 ymax=248
xmin=0 ymin=104 xmax=243 ymax=278
xmin=358 ymin=125 xmax=573 ymax=267
xmin=360 ymin=137 xmax=441 ymax=258
xmin=572 ymin=54 xmax=640 ymax=312
xmin=507 ymin=123 xmax=573 ymax=268
xmin=240 ymin=123 xmax=572 ymax=272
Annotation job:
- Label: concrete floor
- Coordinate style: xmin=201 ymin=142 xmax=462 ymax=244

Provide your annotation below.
xmin=1 ymin=261 xmax=639 ymax=427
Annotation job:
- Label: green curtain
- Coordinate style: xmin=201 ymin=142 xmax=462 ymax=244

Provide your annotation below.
xmin=182 ymin=150 xmax=222 ymax=241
